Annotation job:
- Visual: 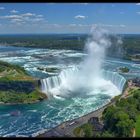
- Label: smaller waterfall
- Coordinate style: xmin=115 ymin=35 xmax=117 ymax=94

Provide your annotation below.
xmin=40 ymin=67 xmax=126 ymax=97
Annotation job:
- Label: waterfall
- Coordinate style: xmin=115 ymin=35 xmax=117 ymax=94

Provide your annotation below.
xmin=101 ymin=69 xmax=126 ymax=92
xmin=40 ymin=67 xmax=126 ymax=97
xmin=40 ymin=27 xmax=126 ymax=99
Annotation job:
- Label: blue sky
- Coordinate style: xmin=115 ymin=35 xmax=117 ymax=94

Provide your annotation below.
xmin=0 ymin=3 xmax=140 ymax=34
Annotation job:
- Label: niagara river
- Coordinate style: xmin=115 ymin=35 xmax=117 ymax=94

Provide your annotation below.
xmin=0 ymin=44 xmax=140 ymax=137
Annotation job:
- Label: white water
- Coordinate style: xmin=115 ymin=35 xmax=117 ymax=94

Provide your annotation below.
xmin=40 ymin=26 xmax=126 ymax=99
xmin=40 ymin=67 xmax=126 ymax=99
xmin=0 ymin=29 xmax=130 ymax=136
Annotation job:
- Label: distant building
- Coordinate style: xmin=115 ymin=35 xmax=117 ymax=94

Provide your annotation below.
xmin=128 ymin=80 xmax=133 ymax=87
xmin=132 ymin=77 xmax=140 ymax=87
xmin=88 ymin=117 xmax=104 ymax=132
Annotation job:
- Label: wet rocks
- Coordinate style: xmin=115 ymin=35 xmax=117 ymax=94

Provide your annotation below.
xmin=37 ymin=67 xmax=60 ymax=73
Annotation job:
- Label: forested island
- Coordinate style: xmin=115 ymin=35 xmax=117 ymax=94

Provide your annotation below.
xmin=119 ymin=67 xmax=130 ymax=73
xmin=0 ymin=61 xmax=47 ymax=104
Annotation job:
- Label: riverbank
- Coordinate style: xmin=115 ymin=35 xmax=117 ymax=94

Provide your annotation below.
xmin=0 ymin=61 xmax=47 ymax=105
xmin=35 ymin=100 xmax=115 ymax=137
xmin=0 ymin=97 xmax=47 ymax=105
xmin=37 ymin=81 xmax=140 ymax=138
xmin=35 ymin=81 xmax=130 ymax=137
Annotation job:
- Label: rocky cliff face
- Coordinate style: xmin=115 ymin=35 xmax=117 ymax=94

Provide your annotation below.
xmin=0 ymin=81 xmax=35 ymax=93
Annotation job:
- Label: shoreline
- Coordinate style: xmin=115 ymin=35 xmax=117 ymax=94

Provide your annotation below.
xmin=0 ymin=44 xmax=138 ymax=63
xmin=32 ymin=96 xmax=120 ymax=137
xmin=34 ymin=83 xmax=130 ymax=137
xmin=0 ymin=84 xmax=128 ymax=137
xmin=0 ymin=97 xmax=47 ymax=106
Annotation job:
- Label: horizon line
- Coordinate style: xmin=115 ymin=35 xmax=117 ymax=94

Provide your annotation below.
xmin=0 ymin=33 xmax=140 ymax=35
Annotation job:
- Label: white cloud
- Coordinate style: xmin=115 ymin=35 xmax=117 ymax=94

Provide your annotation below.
xmin=0 ymin=22 xmax=129 ymax=34
xmin=120 ymin=24 xmax=126 ymax=27
xmin=10 ymin=10 xmax=19 ymax=13
xmin=45 ymin=24 xmax=125 ymax=29
xmin=46 ymin=3 xmax=55 ymax=5
xmin=0 ymin=15 xmax=22 ymax=19
xmin=100 ymin=24 xmax=113 ymax=27
xmin=136 ymin=3 xmax=140 ymax=5
xmin=111 ymin=4 xmax=115 ymax=7
xmin=43 ymin=24 xmax=62 ymax=28
xmin=94 ymin=23 xmax=126 ymax=28
xmin=32 ymin=18 xmax=44 ymax=22
xmin=74 ymin=15 xmax=87 ymax=19
xmin=52 ymin=24 xmax=61 ymax=27
xmin=120 ymin=12 xmax=124 ymax=14
xmin=10 ymin=18 xmax=23 ymax=22
xmin=36 ymin=14 xmax=43 ymax=18
xmin=69 ymin=24 xmax=77 ymax=27
xmin=44 ymin=24 xmax=91 ymax=29
xmin=21 ymin=13 xmax=36 ymax=17
xmin=80 ymin=3 xmax=88 ymax=5
xmin=78 ymin=24 xmax=91 ymax=27
xmin=0 ymin=12 xmax=45 ymax=25
xmin=136 ymin=12 xmax=140 ymax=14
xmin=0 ymin=7 xmax=5 ymax=10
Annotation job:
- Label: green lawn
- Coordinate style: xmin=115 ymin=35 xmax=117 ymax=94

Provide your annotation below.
xmin=135 ymin=115 xmax=140 ymax=137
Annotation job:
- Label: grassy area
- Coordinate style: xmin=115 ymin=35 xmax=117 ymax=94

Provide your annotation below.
xmin=0 ymin=60 xmax=34 ymax=81
xmin=0 ymin=88 xmax=47 ymax=104
xmin=0 ymin=60 xmax=47 ymax=104
xmin=73 ymin=127 xmax=84 ymax=137
xmin=135 ymin=115 xmax=140 ymax=137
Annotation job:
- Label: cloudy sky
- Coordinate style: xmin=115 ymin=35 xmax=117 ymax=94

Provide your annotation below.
xmin=0 ymin=3 xmax=140 ymax=34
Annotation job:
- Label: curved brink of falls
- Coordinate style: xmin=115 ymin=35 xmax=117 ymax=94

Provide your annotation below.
xmin=40 ymin=67 xmax=126 ymax=99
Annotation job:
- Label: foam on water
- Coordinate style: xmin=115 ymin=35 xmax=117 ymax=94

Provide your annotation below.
xmin=41 ymin=67 xmax=126 ymax=99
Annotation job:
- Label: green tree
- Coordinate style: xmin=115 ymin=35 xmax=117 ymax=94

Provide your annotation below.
xmin=126 ymin=97 xmax=137 ymax=107
xmin=116 ymin=98 xmax=128 ymax=107
xmin=124 ymin=105 xmax=138 ymax=122
xmin=137 ymin=102 xmax=140 ymax=111
xmin=116 ymin=119 xmax=135 ymax=137
xmin=101 ymin=131 xmax=114 ymax=137
xmin=111 ymin=111 xmax=129 ymax=132
xmin=81 ymin=123 xmax=93 ymax=137
xmin=103 ymin=106 xmax=121 ymax=131
xmin=102 ymin=106 xmax=116 ymax=129
xmin=133 ymin=89 xmax=140 ymax=99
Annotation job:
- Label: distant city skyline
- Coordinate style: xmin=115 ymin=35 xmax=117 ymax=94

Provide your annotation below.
xmin=0 ymin=3 xmax=139 ymax=34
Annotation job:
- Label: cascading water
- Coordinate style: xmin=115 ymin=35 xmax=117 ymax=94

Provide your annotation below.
xmin=41 ymin=26 xmax=126 ymax=99
xmin=41 ymin=68 xmax=126 ymax=98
